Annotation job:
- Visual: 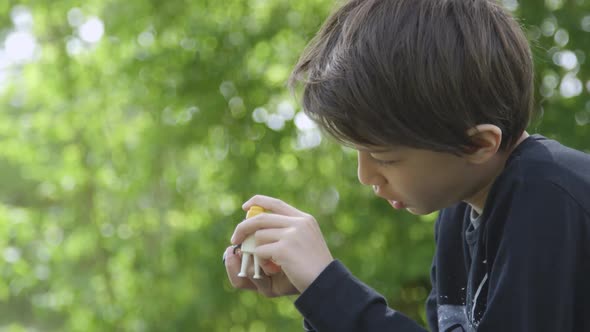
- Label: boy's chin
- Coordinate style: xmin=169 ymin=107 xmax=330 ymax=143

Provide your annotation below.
xmin=405 ymin=206 xmax=436 ymax=216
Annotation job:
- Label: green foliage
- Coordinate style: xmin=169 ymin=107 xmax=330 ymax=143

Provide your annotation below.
xmin=0 ymin=0 xmax=588 ymax=331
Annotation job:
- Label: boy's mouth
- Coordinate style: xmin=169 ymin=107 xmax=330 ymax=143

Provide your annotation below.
xmin=373 ymin=185 xmax=407 ymax=210
xmin=373 ymin=186 xmax=406 ymax=209
xmin=389 ymin=200 xmax=406 ymax=209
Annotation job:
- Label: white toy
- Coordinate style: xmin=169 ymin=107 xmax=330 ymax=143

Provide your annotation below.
xmin=237 ymin=206 xmax=265 ymax=279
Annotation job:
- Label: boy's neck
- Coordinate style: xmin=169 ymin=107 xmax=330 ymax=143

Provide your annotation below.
xmin=465 ymin=131 xmax=530 ymax=215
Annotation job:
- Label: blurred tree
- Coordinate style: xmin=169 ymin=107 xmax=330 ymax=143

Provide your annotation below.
xmin=0 ymin=0 xmax=588 ymax=331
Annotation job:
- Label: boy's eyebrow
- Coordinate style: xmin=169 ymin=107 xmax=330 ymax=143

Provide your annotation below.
xmin=355 ymin=146 xmax=399 ymax=153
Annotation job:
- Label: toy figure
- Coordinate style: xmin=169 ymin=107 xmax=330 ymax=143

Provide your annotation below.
xmin=237 ymin=206 xmax=265 ymax=279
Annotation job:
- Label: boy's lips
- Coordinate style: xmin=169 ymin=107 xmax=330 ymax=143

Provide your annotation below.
xmin=373 ymin=186 xmax=406 ymax=209
xmin=389 ymin=200 xmax=406 ymax=209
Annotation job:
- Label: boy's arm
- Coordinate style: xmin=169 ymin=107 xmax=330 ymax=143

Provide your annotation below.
xmin=477 ymin=181 xmax=586 ymax=331
xmin=231 ymin=195 xmax=428 ymax=331
xmin=295 ymin=260 xmax=428 ymax=332
xmin=296 ymin=215 xmax=444 ymax=332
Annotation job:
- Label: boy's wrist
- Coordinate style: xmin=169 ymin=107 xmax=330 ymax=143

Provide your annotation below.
xmin=295 ymin=260 xmax=343 ymax=304
xmin=294 ymin=257 xmax=335 ymax=293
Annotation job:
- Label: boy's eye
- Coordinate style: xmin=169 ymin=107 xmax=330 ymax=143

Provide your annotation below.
xmin=374 ymin=158 xmax=399 ymax=166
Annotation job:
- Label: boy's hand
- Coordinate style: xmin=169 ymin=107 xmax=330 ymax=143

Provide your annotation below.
xmin=228 ymin=195 xmax=334 ymax=294
xmin=224 ymin=245 xmax=299 ymax=297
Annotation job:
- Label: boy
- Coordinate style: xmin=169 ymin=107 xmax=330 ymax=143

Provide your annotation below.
xmin=224 ymin=0 xmax=590 ymax=330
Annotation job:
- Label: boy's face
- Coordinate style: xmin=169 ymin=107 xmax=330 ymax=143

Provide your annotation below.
xmin=357 ymin=145 xmax=484 ymax=215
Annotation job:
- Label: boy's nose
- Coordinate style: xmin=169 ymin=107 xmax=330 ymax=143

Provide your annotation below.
xmin=357 ymin=151 xmax=384 ymax=187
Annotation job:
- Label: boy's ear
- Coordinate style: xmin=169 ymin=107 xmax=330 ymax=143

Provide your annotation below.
xmin=464 ymin=124 xmax=502 ymax=164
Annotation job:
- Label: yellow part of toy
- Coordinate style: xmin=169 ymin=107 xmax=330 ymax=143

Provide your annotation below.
xmin=246 ymin=206 xmax=265 ymax=219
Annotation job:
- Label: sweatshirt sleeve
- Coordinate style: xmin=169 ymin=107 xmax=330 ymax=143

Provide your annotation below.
xmin=477 ymin=180 xmax=586 ymax=331
xmin=294 ymin=260 xmax=428 ymax=332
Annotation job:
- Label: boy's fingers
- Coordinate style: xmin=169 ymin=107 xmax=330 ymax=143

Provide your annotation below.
xmin=254 ymin=242 xmax=281 ymax=263
xmin=231 ymin=214 xmax=292 ymax=245
xmin=248 ymin=274 xmax=276 ymax=297
xmin=234 ymin=256 xmax=278 ymax=297
xmin=242 ymin=195 xmax=305 ymax=217
xmin=224 ymin=247 xmax=277 ymax=292
xmin=254 ymin=228 xmax=284 ymax=246
xmin=224 ymin=246 xmax=256 ymax=291
xmin=260 ymin=259 xmax=282 ymax=275
xmin=253 ymin=229 xmax=285 ymax=273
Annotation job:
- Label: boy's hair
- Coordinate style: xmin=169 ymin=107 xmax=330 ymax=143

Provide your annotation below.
xmin=289 ymin=0 xmax=534 ymax=154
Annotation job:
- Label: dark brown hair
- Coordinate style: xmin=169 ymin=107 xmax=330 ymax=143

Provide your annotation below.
xmin=289 ymin=0 xmax=534 ymax=154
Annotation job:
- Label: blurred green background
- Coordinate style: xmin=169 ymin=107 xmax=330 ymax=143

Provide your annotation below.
xmin=0 ymin=0 xmax=588 ymax=331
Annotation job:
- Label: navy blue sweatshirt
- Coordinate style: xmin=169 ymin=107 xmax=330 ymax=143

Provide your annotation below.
xmin=295 ymin=135 xmax=590 ymax=331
